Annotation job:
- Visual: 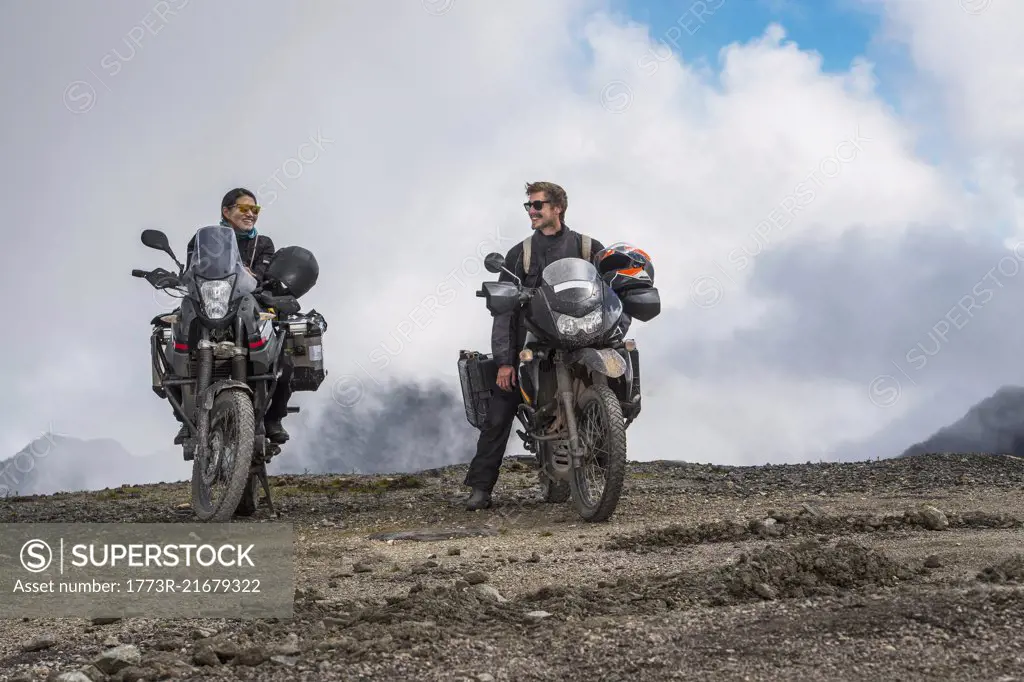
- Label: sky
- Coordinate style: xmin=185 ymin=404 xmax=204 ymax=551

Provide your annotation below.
xmin=0 ymin=0 xmax=1022 ymax=490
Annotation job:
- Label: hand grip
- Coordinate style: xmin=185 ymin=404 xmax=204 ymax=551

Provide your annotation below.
xmin=131 ymin=269 xmax=147 ymax=278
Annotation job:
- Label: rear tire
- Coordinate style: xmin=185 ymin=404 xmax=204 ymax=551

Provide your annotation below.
xmin=569 ymin=384 xmax=627 ymax=522
xmin=191 ymin=389 xmax=255 ymax=522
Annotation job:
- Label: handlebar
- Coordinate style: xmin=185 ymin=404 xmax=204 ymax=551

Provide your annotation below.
xmin=256 ymin=290 xmax=301 ymax=315
xmin=475 ymin=286 xmax=536 ymax=301
xmin=132 ymin=267 xmax=183 ymax=291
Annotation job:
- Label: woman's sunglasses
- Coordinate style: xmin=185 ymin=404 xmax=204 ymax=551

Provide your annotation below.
xmin=523 ymin=200 xmax=550 ymax=211
xmin=232 ymin=203 xmax=261 ymax=215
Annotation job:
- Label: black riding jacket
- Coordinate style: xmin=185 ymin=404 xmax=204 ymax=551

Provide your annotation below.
xmin=490 ymin=225 xmax=605 ymax=367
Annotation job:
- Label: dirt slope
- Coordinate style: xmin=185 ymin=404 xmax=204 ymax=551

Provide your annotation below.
xmin=2 ymin=453 xmax=1024 ymax=681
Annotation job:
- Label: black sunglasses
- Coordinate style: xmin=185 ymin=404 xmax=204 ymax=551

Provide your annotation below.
xmin=523 ymin=200 xmax=550 ymax=211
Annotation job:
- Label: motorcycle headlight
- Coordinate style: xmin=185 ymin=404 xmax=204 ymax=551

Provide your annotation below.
xmin=198 ymin=275 xmax=235 ymax=319
xmin=555 ymin=309 xmax=603 ymax=336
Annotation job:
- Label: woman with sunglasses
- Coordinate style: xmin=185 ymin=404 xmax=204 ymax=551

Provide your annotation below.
xmin=176 ymin=188 xmax=292 ymax=445
xmin=185 ymin=187 xmax=276 ymax=279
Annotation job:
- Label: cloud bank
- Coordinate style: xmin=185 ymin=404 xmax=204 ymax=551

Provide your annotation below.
xmin=0 ymin=0 xmax=1021 ymax=491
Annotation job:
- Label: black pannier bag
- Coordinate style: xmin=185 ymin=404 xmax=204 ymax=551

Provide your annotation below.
xmin=457 ymin=350 xmax=498 ymax=429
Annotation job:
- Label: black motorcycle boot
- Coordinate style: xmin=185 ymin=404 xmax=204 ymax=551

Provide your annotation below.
xmin=265 ymin=419 xmax=289 ymax=444
xmin=465 ymin=488 xmax=492 ymax=511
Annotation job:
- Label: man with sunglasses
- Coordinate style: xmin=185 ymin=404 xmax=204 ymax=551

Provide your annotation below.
xmin=463 ymin=181 xmax=606 ymax=511
xmin=172 ymin=188 xmax=293 ymax=445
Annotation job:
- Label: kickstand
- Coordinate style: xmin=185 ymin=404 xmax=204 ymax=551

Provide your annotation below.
xmin=257 ymin=464 xmax=276 ymax=517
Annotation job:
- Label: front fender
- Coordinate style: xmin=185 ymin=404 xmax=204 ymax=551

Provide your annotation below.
xmin=569 ymin=347 xmax=628 ymax=379
xmin=199 ymin=379 xmax=253 ymax=411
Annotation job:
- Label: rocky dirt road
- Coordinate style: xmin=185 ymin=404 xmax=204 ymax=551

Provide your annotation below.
xmin=1 ymin=453 xmax=1024 ymax=681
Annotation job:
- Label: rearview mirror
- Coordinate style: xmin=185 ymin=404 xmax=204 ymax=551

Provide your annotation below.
xmin=141 ymin=229 xmax=184 ymax=273
xmin=141 ymin=229 xmax=171 ymax=253
xmin=484 ymin=252 xmax=505 ymax=274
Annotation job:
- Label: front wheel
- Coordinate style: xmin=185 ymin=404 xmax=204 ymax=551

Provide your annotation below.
xmin=569 ymin=384 xmax=627 ymax=522
xmin=192 ymin=389 xmax=256 ymax=522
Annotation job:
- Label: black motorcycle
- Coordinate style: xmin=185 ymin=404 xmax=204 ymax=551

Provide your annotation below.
xmin=132 ymin=225 xmax=327 ymax=522
xmin=459 ymin=253 xmax=660 ymax=522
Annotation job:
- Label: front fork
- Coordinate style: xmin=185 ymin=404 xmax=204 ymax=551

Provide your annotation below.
xmin=193 ymin=332 xmax=214 ymax=463
xmin=554 ymin=352 xmax=585 ymax=468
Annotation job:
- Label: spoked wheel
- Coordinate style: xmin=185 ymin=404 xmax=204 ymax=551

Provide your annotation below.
xmin=537 ymin=442 xmax=570 ymax=503
xmin=569 ymin=384 xmax=627 ymax=522
xmin=191 ymin=389 xmax=255 ymax=522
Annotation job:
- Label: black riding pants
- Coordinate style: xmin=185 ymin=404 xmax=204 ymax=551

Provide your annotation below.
xmin=463 ymin=382 xmax=522 ymax=492
xmin=265 ymin=353 xmax=294 ymax=422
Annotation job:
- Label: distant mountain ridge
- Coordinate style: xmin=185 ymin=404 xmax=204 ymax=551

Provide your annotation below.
xmin=0 ymin=433 xmax=175 ymax=497
xmin=899 ymin=385 xmax=1024 ymax=458
xmin=13 ymin=383 xmax=1022 ymax=495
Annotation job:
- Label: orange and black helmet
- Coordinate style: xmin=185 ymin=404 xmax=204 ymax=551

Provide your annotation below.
xmin=595 ymin=242 xmax=654 ymax=292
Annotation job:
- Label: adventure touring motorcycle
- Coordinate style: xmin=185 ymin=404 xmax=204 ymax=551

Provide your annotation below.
xmin=459 ymin=243 xmax=660 ymax=522
xmin=132 ymin=225 xmax=327 ymax=522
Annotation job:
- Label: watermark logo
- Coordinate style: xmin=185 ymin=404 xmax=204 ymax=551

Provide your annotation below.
xmin=151 ymin=273 xmax=185 ymax=311
xmin=61 ymin=0 xmax=190 ymax=116
xmin=959 ymin=0 xmax=992 ymax=15
xmin=688 ymin=127 xmax=872 ymax=309
xmin=422 ymin=0 xmax=455 ymax=15
xmin=866 ymin=242 xmax=1024 ymax=408
xmin=0 ymin=426 xmax=65 ymax=498
xmin=20 ymin=540 xmax=52 ymax=573
xmin=2 ymin=523 xmax=294 ymax=619
xmin=867 ymin=374 xmax=901 ymax=408
xmin=637 ymin=0 xmax=727 ymax=77
xmin=62 ymin=81 xmax=98 ymax=115
xmin=600 ymin=81 xmax=634 ymax=114
xmin=255 ymin=129 xmax=335 ymax=209
xmin=599 ymin=0 xmax=727 ymax=114
xmin=330 ymin=374 xmax=367 ymax=408
xmin=689 ymin=274 xmax=724 ymax=309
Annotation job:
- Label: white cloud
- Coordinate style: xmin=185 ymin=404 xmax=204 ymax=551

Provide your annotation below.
xmin=872 ymin=0 xmax=1024 ymax=151
xmin=864 ymin=0 xmax=1024 ymax=235
xmin=0 ymin=0 xmax=1021 ymax=485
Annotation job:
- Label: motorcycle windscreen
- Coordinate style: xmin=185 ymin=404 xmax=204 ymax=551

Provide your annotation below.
xmin=189 ymin=225 xmax=257 ymax=295
xmin=539 ymin=258 xmax=603 ymax=315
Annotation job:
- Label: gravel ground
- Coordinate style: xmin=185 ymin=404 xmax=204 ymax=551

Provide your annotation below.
xmin=1 ymin=453 xmax=1024 ymax=681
